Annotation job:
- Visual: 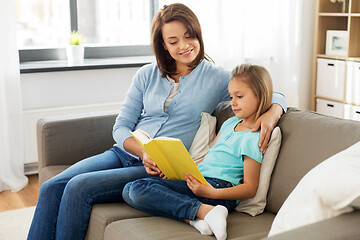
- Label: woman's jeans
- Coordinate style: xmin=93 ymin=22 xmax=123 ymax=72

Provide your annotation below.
xmin=122 ymin=177 xmax=237 ymax=222
xmin=27 ymin=146 xmax=151 ymax=240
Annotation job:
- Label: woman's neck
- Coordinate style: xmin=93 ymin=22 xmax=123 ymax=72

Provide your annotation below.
xmin=171 ymin=64 xmax=192 ymax=82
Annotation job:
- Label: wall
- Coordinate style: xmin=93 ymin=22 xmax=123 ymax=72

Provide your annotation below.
xmin=21 ymin=67 xmax=140 ymax=173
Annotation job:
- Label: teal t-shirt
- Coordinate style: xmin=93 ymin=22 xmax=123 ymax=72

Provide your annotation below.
xmin=198 ymin=116 xmax=263 ymax=186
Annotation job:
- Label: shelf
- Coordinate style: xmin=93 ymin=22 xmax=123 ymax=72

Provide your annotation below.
xmin=317 ymin=54 xmax=347 ymax=60
xmin=312 ymin=0 xmax=360 ymax=118
xmin=315 ymin=96 xmax=344 ymax=104
xmin=348 ymin=57 xmax=360 ymax=62
xmin=316 ymin=16 xmax=348 ymax=55
xmin=319 ymin=0 xmax=349 ymax=13
xmin=319 ymin=12 xmax=349 ymax=16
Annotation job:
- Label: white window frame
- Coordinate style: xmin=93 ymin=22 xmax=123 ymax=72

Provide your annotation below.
xmin=19 ymin=0 xmax=158 ymax=63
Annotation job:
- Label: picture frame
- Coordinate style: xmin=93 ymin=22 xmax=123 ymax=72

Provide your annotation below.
xmin=326 ymin=30 xmax=348 ymax=56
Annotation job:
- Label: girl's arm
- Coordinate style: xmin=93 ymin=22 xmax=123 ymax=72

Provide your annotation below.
xmin=186 ymin=156 xmax=261 ymax=200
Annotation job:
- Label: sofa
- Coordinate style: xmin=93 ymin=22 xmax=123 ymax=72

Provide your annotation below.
xmin=37 ymin=106 xmax=360 ymax=240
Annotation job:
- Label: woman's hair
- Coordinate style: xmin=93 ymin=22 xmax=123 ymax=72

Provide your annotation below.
xmin=231 ymin=64 xmax=273 ymax=120
xmin=151 ymin=3 xmax=207 ymax=78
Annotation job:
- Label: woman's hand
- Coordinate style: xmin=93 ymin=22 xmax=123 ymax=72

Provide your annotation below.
xmin=185 ymin=173 xmax=216 ymax=198
xmin=251 ymin=104 xmax=283 ymax=153
xmin=142 ymin=153 xmax=166 ymax=178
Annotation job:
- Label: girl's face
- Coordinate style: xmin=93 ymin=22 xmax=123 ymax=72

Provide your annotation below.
xmin=161 ymin=20 xmax=200 ymax=69
xmin=228 ymin=77 xmax=259 ymax=120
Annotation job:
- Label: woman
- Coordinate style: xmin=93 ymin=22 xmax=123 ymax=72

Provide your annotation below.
xmin=28 ymin=3 xmax=286 ymax=240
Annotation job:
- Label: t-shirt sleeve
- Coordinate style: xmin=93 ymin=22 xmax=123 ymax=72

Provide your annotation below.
xmin=241 ymin=132 xmax=263 ymax=164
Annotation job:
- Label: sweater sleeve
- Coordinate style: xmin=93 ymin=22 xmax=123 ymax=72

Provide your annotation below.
xmin=112 ymin=69 xmax=145 ymax=151
xmin=272 ymin=91 xmax=287 ymax=113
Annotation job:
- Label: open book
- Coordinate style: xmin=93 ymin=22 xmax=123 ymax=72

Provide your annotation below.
xmin=130 ymin=129 xmax=208 ymax=185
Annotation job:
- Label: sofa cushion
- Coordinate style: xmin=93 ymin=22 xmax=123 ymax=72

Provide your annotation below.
xmin=189 ymin=112 xmax=217 ymax=162
xmin=266 ymin=109 xmax=360 ymax=214
xmin=39 ymin=165 xmax=70 ymax=184
xmin=268 ymin=141 xmax=360 ymax=236
xmin=236 ymin=127 xmax=281 ymax=216
xmin=85 ymin=203 xmax=151 ymax=240
xmin=104 ymin=211 xmax=275 ymax=240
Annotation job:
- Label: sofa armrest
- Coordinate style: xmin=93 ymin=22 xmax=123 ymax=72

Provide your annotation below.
xmin=263 ymin=210 xmax=360 ymax=240
xmin=37 ymin=111 xmax=118 ymax=171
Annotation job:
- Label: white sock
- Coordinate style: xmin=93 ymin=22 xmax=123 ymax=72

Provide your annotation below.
xmin=204 ymin=205 xmax=228 ymax=240
xmin=190 ymin=219 xmax=213 ymax=235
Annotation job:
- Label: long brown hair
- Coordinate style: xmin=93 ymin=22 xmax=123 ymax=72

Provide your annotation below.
xmin=151 ymin=3 xmax=207 ymax=78
xmin=231 ymin=64 xmax=273 ymax=120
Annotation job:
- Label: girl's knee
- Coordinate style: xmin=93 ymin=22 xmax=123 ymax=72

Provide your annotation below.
xmin=123 ymin=179 xmax=150 ymax=207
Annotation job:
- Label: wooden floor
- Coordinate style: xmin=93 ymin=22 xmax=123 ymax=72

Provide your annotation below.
xmin=0 ymin=174 xmax=39 ymax=212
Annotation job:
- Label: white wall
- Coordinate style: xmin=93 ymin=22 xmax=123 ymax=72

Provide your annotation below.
xmin=21 ymin=67 xmax=140 ymax=170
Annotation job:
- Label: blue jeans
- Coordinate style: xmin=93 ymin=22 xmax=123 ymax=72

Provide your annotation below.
xmin=122 ymin=177 xmax=237 ymax=222
xmin=27 ymin=146 xmax=151 ymax=240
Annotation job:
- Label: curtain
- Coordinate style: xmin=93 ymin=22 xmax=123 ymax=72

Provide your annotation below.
xmin=161 ymin=0 xmax=315 ymax=110
xmin=205 ymin=0 xmax=315 ymax=110
xmin=0 ymin=0 xmax=28 ymax=192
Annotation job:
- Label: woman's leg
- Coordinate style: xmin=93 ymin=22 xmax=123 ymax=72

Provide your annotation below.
xmin=55 ymin=166 xmax=149 ymax=240
xmin=27 ymin=147 xmax=149 ymax=240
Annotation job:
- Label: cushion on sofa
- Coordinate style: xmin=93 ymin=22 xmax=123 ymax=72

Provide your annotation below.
xmin=235 ymin=127 xmax=282 ymax=216
xmin=189 ymin=112 xmax=217 ymax=163
xmin=268 ymin=141 xmax=360 ymax=236
xmin=266 ymin=109 xmax=360 ymax=214
xmin=104 ymin=211 xmax=275 ymax=240
xmin=85 ymin=203 xmax=151 ymax=240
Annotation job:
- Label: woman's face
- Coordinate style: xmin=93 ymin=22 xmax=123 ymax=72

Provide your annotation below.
xmin=161 ymin=20 xmax=200 ymax=69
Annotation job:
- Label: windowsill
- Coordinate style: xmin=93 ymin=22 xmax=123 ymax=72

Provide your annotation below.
xmin=20 ymin=55 xmax=155 ymax=74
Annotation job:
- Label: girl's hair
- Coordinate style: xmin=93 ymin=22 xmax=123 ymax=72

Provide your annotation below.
xmin=231 ymin=64 xmax=273 ymax=120
xmin=151 ymin=3 xmax=208 ymax=78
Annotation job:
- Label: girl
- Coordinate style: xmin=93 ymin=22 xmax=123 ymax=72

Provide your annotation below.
xmin=28 ymin=3 xmax=284 ymax=240
xmin=122 ymin=64 xmax=273 ymax=240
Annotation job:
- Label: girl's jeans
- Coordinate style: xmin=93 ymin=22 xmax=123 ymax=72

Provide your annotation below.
xmin=122 ymin=177 xmax=237 ymax=222
xmin=27 ymin=146 xmax=151 ymax=240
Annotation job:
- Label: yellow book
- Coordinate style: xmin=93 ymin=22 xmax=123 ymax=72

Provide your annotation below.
xmin=130 ymin=129 xmax=208 ymax=185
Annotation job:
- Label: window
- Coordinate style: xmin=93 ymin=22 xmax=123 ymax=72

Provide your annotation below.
xmin=77 ymin=0 xmax=151 ymax=46
xmin=16 ymin=0 xmax=157 ymax=62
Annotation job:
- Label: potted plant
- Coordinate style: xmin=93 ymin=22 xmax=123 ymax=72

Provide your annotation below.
xmin=66 ymin=31 xmax=85 ymax=66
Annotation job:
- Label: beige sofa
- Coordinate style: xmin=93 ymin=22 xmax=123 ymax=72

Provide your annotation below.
xmin=37 ymin=106 xmax=360 ymax=240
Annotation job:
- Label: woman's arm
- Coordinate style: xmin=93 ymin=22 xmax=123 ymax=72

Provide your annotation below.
xmin=251 ymin=103 xmax=283 ymax=153
xmin=186 ymin=156 xmax=261 ymax=200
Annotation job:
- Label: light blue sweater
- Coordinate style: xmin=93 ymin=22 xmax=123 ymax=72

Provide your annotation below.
xmin=113 ymin=60 xmax=286 ymax=153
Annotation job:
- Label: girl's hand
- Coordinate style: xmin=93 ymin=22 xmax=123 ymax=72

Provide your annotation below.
xmin=185 ymin=173 xmax=216 ymax=198
xmin=251 ymin=104 xmax=283 ymax=153
xmin=142 ymin=153 xmax=165 ymax=177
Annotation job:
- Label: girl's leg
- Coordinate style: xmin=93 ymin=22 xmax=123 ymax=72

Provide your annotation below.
xmin=123 ymin=178 xmax=201 ymax=221
xmin=123 ymin=177 xmax=236 ymax=240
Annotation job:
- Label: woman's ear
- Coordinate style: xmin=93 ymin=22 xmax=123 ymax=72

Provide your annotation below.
xmin=162 ymin=42 xmax=168 ymax=51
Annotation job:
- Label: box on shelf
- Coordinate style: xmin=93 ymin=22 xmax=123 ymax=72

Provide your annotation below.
xmin=316 ymin=98 xmax=344 ymax=118
xmin=344 ymin=104 xmax=360 ymax=122
xmin=346 ymin=61 xmax=360 ymax=105
xmin=316 ymin=58 xmax=345 ymax=100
